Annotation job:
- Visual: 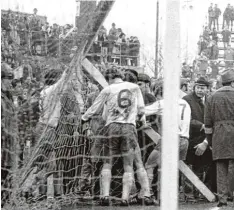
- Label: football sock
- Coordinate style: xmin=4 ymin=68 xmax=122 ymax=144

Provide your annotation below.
xmin=147 ymin=172 xmax=154 ymax=195
xmin=122 ymin=172 xmax=133 ymax=200
xmin=100 ymin=169 xmax=111 ymax=197
xmin=137 ymin=168 xmax=151 ymax=197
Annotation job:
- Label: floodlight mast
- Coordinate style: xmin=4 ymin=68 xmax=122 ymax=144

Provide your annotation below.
xmin=161 ymin=0 xmax=180 ymax=209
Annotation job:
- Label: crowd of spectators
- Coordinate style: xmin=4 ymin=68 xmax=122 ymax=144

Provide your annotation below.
xmin=1 ymin=9 xmax=140 ymax=68
xmin=1 ymin=8 xmax=78 ymax=60
xmin=208 ymin=3 xmax=234 ymax=31
xmin=1 ymin=5 xmax=234 ymax=209
xmin=194 ymin=10 xmax=234 ymax=81
xmin=181 ymin=4 xmax=234 ymax=88
xmin=91 ymin=23 xmax=140 ymax=66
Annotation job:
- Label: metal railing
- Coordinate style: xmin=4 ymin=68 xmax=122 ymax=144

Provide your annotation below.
xmin=2 ymin=29 xmax=140 ymax=66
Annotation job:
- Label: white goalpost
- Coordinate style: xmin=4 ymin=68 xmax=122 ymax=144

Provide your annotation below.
xmin=161 ymin=0 xmax=180 ymax=209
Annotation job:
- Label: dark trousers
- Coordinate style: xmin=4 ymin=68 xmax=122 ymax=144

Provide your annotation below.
xmin=209 ymin=17 xmax=215 ymax=29
xmin=186 ymin=148 xmax=216 ymax=197
xmin=223 ymin=41 xmax=229 ymax=49
xmin=223 ymin=18 xmax=231 ymax=29
xmin=216 ymin=159 xmax=234 ymax=203
xmin=214 ymin=18 xmax=220 ymax=30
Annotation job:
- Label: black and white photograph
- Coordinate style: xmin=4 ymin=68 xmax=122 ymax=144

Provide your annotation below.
xmin=1 ymin=0 xmax=234 ymax=209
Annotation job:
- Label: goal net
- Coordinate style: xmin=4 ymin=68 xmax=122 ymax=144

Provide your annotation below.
xmin=1 ymin=2 xmax=156 ymax=209
xmin=2 ymin=55 xmax=156 ymax=210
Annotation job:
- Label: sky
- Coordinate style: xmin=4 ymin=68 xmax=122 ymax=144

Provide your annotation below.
xmin=1 ymin=0 xmax=232 ymax=76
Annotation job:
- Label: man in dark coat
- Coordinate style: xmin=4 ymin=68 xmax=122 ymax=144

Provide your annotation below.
xmin=197 ymin=36 xmax=208 ymax=55
xmin=205 ymin=70 xmax=234 ymax=207
xmin=224 ymin=44 xmax=234 ymax=68
xmin=223 ymin=4 xmax=232 ymax=30
xmin=210 ymin=27 xmax=218 ymax=43
xmin=209 ymin=40 xmax=219 ymax=61
xmin=208 ymin=3 xmax=215 ymax=30
xmin=183 ymin=77 xmax=216 ymax=198
xmin=214 ymin=4 xmax=221 ymax=31
xmin=221 ymin=26 xmax=232 ymax=49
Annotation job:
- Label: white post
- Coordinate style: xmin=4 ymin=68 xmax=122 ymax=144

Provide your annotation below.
xmin=161 ymin=0 xmax=180 ymax=209
xmin=76 ymin=0 xmax=81 ymax=17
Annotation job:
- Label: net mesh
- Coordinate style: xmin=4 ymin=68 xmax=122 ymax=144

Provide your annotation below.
xmin=2 ymin=62 xmax=155 ymax=210
xmin=1 ymin=1 xmax=157 ymax=209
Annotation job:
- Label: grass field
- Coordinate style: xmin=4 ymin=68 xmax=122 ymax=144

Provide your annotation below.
xmin=62 ymin=202 xmax=234 ymax=210
xmin=66 ymin=203 xmax=234 ymax=210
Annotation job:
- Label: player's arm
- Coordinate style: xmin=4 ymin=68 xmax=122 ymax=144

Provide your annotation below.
xmin=82 ymin=88 xmax=108 ymax=121
xmin=190 ymin=118 xmax=204 ymax=131
xmin=145 ymin=101 xmax=163 ymax=117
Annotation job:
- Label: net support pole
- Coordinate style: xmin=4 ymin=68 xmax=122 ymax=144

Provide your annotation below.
xmin=161 ymin=0 xmax=181 ymax=209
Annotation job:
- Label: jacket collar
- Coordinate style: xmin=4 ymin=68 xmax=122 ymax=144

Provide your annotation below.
xmin=216 ymin=86 xmax=234 ymax=92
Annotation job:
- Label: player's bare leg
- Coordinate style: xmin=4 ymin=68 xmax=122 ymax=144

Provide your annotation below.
xmin=121 ymin=148 xmax=135 ymax=206
xmin=134 ymin=146 xmax=156 ymax=205
xmin=145 ymin=149 xmax=161 ymax=204
xmin=100 ymin=162 xmax=112 ymax=206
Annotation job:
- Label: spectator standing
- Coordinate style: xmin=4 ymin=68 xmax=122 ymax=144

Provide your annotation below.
xmin=197 ymin=52 xmax=209 ymax=77
xmin=9 ymin=19 xmax=20 ymax=46
xmin=214 ymin=4 xmax=221 ymax=31
xmin=29 ymin=8 xmax=42 ymax=55
xmin=208 ymin=3 xmax=215 ymax=30
xmin=182 ymin=62 xmax=192 ymax=79
xmin=204 ymin=70 xmax=234 ymax=207
xmin=108 ymin=23 xmax=117 ymax=40
xmin=118 ymin=33 xmax=127 ymax=65
xmin=210 ymin=27 xmax=218 ymax=43
xmin=131 ymin=37 xmax=140 ymax=66
xmin=231 ymin=6 xmax=234 ymax=31
xmin=224 ymin=44 xmax=234 ymax=68
xmin=108 ymin=23 xmax=118 ymax=59
xmin=210 ymin=61 xmax=220 ymax=79
xmin=203 ymin=26 xmax=211 ymax=42
xmin=98 ymin=26 xmax=108 ymax=63
xmin=17 ymin=16 xmax=28 ymax=47
xmin=29 ymin=8 xmax=41 ymax=30
xmin=197 ymin=35 xmax=208 ymax=55
xmin=183 ymin=77 xmax=216 ymax=199
xmin=209 ymin=40 xmax=219 ymax=61
xmin=223 ymin=4 xmax=232 ymax=30
xmin=221 ymin=26 xmax=231 ymax=49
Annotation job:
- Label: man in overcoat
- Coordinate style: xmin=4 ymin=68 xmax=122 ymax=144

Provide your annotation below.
xmin=205 ymin=70 xmax=234 ymax=207
xmin=183 ymin=77 xmax=216 ymax=198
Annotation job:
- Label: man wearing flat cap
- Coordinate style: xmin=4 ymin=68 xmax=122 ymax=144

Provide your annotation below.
xmin=183 ymin=77 xmax=216 ymax=199
xmin=205 ymin=70 xmax=234 ymax=207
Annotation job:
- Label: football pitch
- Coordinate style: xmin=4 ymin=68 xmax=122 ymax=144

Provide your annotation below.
xmin=63 ymin=203 xmax=234 ymax=210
